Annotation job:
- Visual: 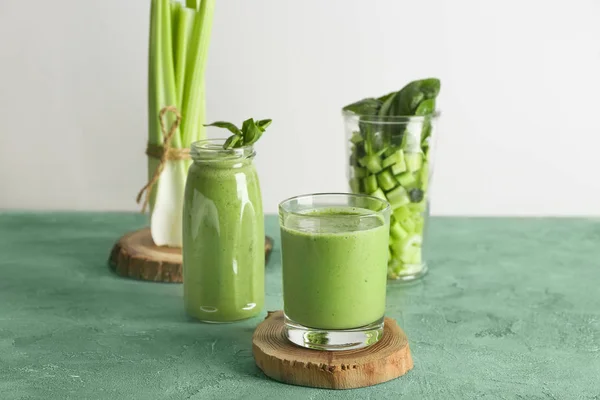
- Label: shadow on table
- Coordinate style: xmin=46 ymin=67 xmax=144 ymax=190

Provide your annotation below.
xmin=176 ymin=318 xmax=287 ymax=384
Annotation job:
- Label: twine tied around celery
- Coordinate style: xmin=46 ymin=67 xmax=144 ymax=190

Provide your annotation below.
xmin=136 ymin=106 xmax=190 ymax=213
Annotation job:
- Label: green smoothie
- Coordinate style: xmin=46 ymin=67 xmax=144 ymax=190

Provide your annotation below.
xmin=281 ymin=207 xmax=389 ymax=330
xmin=182 ymin=147 xmax=264 ymax=322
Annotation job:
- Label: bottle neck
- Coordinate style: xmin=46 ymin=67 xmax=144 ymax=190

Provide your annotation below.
xmin=191 ymin=139 xmax=255 ymax=167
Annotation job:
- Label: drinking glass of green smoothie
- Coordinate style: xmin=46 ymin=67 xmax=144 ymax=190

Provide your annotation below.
xmin=182 ymin=139 xmax=264 ymax=323
xmin=279 ymin=193 xmax=391 ymax=351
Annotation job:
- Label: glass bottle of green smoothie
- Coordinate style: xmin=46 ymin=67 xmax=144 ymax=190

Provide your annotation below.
xmin=182 ymin=139 xmax=264 ymax=322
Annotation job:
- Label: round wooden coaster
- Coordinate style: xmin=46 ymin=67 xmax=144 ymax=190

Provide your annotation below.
xmin=252 ymin=310 xmax=413 ymax=390
xmin=108 ymin=228 xmax=274 ymax=283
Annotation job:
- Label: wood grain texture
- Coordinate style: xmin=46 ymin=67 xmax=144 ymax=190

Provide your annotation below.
xmin=252 ymin=310 xmax=413 ymax=389
xmin=108 ymin=228 xmax=274 ymax=283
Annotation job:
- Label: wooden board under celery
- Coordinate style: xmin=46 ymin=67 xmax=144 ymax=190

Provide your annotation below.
xmin=146 ymin=0 xmax=214 ymax=246
xmin=343 ymin=78 xmax=441 ymax=281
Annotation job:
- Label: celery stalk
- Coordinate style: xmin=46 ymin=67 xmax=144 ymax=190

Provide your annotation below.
xmin=181 ymin=0 xmax=215 ymax=146
xmin=146 ymin=0 xmax=160 ymax=212
xmin=148 ymin=0 xmax=176 ymax=206
xmin=186 ymin=0 xmax=200 ymax=10
xmin=158 ymin=0 xmax=180 ymax=147
xmin=145 ymin=0 xmax=214 ymax=247
xmin=148 ymin=0 xmax=186 ymax=246
xmin=171 ymin=1 xmax=181 ymax=66
xmin=148 ymin=0 xmax=179 ymax=147
xmin=174 ymin=7 xmax=195 ymax=106
xmin=148 ymin=0 xmax=160 ymax=145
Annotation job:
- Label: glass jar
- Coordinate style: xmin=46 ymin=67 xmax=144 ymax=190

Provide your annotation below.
xmin=279 ymin=193 xmax=391 ymax=351
xmin=182 ymin=139 xmax=264 ymax=322
xmin=343 ymin=112 xmax=439 ymax=282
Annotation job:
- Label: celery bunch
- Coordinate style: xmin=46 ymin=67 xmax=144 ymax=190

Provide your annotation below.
xmin=344 ymin=78 xmax=440 ymax=279
xmin=147 ymin=0 xmax=215 ymax=247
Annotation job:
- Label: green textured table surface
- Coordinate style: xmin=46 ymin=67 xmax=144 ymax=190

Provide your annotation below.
xmin=1 ymin=213 xmax=600 ymax=399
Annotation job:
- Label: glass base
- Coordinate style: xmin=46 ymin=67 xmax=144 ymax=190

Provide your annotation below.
xmin=388 ymin=262 xmax=428 ymax=282
xmin=284 ymin=314 xmax=384 ymax=351
xmin=185 ymin=308 xmax=261 ymax=324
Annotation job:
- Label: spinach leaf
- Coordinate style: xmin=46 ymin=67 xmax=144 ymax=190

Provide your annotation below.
xmin=241 ymin=118 xmax=253 ymax=134
xmin=223 ymin=134 xmax=242 ymax=149
xmin=418 ymin=78 xmax=441 ymax=100
xmin=378 ymin=78 xmax=440 ymax=117
xmin=256 ymin=119 xmax=272 ymax=131
xmin=377 ymin=91 xmax=396 ymax=103
xmin=415 ymin=99 xmax=436 ymax=116
xmin=203 ymin=121 xmax=242 ymax=136
xmin=343 ymin=78 xmax=441 ymax=172
xmin=383 ymin=81 xmax=424 ymax=116
xmin=343 ymin=98 xmax=382 ymax=116
xmin=205 ymin=117 xmax=272 ymax=149
xmin=242 ymin=119 xmax=263 ymax=146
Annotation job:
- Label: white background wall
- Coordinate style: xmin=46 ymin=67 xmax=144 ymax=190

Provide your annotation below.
xmin=1 ymin=0 xmax=599 ymax=216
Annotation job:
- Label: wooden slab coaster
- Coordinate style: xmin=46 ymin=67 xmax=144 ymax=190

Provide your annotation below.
xmin=252 ymin=310 xmax=413 ymax=390
xmin=108 ymin=227 xmax=274 ymax=283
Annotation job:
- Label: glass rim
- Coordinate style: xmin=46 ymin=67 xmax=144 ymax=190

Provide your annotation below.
xmin=341 ymin=110 xmax=441 ymax=124
xmin=278 ymin=192 xmax=391 ymax=218
xmin=190 ymin=138 xmax=255 ymax=161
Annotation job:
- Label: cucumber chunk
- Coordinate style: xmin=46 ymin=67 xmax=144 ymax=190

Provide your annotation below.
xmin=370 ymin=188 xmax=387 ymax=201
xmin=386 ymin=186 xmax=410 ymax=209
xmin=377 ymin=169 xmax=397 ymax=191
xmin=384 ymin=146 xmax=397 ymax=157
xmin=396 ymin=171 xmax=417 ymax=188
xmin=405 ymin=152 xmax=423 ymax=172
xmin=408 ymin=201 xmax=426 ymax=213
xmin=359 ymin=154 xmax=383 ymax=174
xmin=390 ymin=222 xmax=408 ymax=240
xmin=398 ymin=216 xmax=416 ymax=233
xmin=391 ymin=159 xmax=407 ymax=175
xmin=382 ymin=149 xmax=405 ymax=169
xmin=393 ymin=206 xmax=411 ymax=221
xmin=353 ymin=167 xmax=367 ymax=178
xmin=363 ymin=175 xmax=378 ymax=193
xmin=382 ymin=155 xmax=396 ymax=169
